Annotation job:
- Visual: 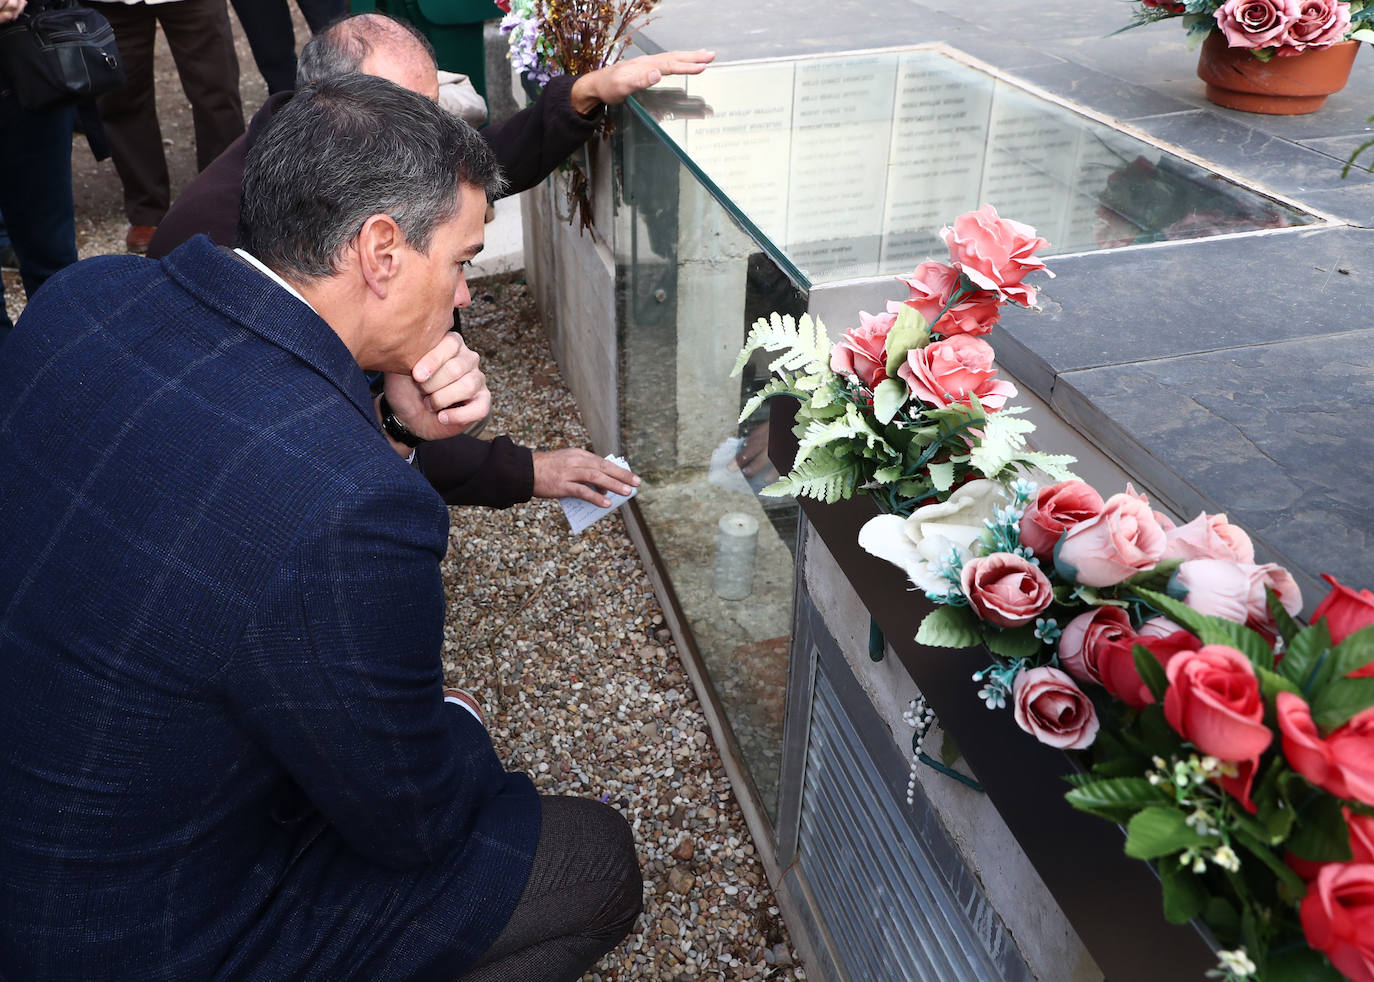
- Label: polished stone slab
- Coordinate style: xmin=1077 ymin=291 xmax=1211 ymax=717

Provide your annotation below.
xmin=1049 ymin=331 xmax=1374 ymax=610
xmin=992 ymin=225 xmax=1373 ymax=393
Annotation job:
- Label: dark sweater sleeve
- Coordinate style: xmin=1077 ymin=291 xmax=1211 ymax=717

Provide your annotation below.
xmin=416 ymin=433 xmax=535 ymax=508
xmin=481 ymin=74 xmax=601 ymax=198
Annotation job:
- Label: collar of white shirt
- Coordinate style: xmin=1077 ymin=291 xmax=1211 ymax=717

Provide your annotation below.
xmin=233 ymin=248 xmax=318 ymax=316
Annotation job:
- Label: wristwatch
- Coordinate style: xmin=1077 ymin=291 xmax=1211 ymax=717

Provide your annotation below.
xmin=377 ymin=392 xmax=426 ymax=448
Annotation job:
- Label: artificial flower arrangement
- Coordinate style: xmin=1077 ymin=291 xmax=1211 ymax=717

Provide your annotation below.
xmin=498 ymin=0 xmax=658 ymax=228
xmin=1121 ymin=0 xmax=1374 ymax=60
xmin=731 ymin=204 xmax=1076 ymax=518
xmin=735 ymin=205 xmax=1374 ymax=980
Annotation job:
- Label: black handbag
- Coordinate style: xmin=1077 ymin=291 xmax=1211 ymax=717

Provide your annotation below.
xmin=0 ymin=0 xmax=125 ymax=111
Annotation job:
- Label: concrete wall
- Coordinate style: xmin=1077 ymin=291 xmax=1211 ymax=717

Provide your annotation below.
xmin=800 ymin=529 xmax=1104 ymax=982
xmin=519 ymin=138 xmax=620 ymax=454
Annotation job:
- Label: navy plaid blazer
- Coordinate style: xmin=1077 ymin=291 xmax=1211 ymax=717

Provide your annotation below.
xmin=0 ymin=237 xmax=539 ymax=980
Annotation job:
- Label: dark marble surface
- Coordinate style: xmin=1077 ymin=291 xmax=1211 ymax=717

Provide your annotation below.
xmin=1049 ymin=333 xmax=1374 ymax=609
xmin=991 ymin=224 xmax=1374 ymax=611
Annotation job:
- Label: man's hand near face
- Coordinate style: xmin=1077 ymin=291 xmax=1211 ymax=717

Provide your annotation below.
xmin=380 ymin=330 xmax=490 ymax=452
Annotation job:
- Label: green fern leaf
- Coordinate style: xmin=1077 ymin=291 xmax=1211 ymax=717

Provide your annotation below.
xmin=762 ymin=447 xmax=862 ymax=503
xmin=737 ymin=376 xmax=801 ymax=423
xmin=965 ymin=411 xmax=1036 ymax=477
xmin=1014 ymin=451 xmax=1078 ymax=481
xmin=732 ymin=312 xmax=831 ymax=379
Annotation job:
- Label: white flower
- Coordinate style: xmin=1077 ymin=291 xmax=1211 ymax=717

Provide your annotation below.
xmin=1217 ymin=948 xmax=1256 ymax=978
xmin=1211 ymin=845 xmax=1241 ymax=873
xmin=858 ymin=480 xmax=1006 ymax=593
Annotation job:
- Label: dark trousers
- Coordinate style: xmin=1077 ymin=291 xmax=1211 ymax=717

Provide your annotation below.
xmin=0 ymin=105 xmax=78 ymax=340
xmin=96 ymin=0 xmax=245 ymax=226
xmin=229 ymin=0 xmax=346 ymax=94
xmin=462 ymin=796 xmax=643 ymax=982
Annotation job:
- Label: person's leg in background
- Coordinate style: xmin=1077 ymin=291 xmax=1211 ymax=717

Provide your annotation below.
xmin=93 ymin=1 xmax=167 ymax=251
xmin=0 ymin=104 xmax=79 ymax=342
xmin=0 ymin=210 xmax=17 ymax=270
xmin=293 ymin=0 xmax=344 ymax=34
xmin=156 ymin=0 xmax=244 ymax=172
xmin=228 ymin=0 xmax=298 ymax=94
xmin=461 ymin=795 xmax=643 ymax=982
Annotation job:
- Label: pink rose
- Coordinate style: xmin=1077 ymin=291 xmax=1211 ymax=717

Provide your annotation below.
xmin=1162 ymin=512 xmax=1255 ymax=564
xmin=1138 ymin=615 xmax=1185 ymax=638
xmin=1099 ymin=629 xmax=1199 ymax=709
xmin=1019 ymin=480 xmax=1105 ymax=562
xmin=1054 ymin=491 xmax=1168 ymax=588
xmin=1124 ymin=483 xmax=1176 ymax=533
xmin=940 ymin=204 xmax=1051 ymax=307
xmin=960 ymin=552 xmax=1053 ymax=628
xmin=896 ymin=261 xmax=1002 ymax=338
xmin=1278 ymin=694 xmax=1374 ymax=806
xmin=1300 ymin=862 xmax=1374 ymax=982
xmin=1163 ymin=645 xmax=1272 ymax=761
xmin=1012 ymin=666 xmax=1099 ymax=749
xmin=830 ymin=309 xmax=896 ymax=389
xmin=1057 ymin=605 xmax=1133 ymax=686
xmin=1215 ymin=0 xmax=1302 ymax=49
xmin=898 ymin=334 xmax=1017 ymax=412
xmin=1289 ymin=809 xmax=1374 ymax=880
xmin=1174 ymin=558 xmax=1302 ymax=642
xmin=1277 ymin=0 xmax=1351 ymax=53
xmin=1313 ymin=575 xmax=1374 ymax=678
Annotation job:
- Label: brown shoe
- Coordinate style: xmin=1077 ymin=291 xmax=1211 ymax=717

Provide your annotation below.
xmin=125 ymin=224 xmax=157 ymax=254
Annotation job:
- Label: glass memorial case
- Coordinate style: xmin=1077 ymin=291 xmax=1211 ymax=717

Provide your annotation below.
xmin=610 ymin=44 xmax=1319 ymax=829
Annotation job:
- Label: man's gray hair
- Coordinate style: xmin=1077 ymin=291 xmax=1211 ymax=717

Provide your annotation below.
xmin=238 ymin=73 xmax=504 ymax=281
xmin=295 ymin=13 xmax=435 ymax=88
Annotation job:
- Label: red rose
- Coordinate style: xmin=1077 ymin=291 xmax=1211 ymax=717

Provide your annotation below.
xmin=1057 ymin=605 xmax=1132 ymax=686
xmin=1098 ymin=629 xmax=1199 ymax=709
xmin=1301 ymin=862 xmax=1374 ymax=982
xmin=1019 ymin=480 xmax=1104 ymax=562
xmin=1289 ymin=809 xmax=1374 ymax=881
xmin=960 ymin=552 xmax=1053 ymax=628
xmin=1314 ymin=574 xmax=1374 ymax=678
xmin=1278 ymin=694 xmax=1374 ymax=806
xmin=1163 ymin=645 xmax=1272 ymax=761
xmin=898 ymin=334 xmax=1017 ymax=412
xmin=940 ymin=204 xmax=1051 ymax=307
xmin=897 ymin=261 xmax=1002 ymax=338
xmin=1012 ymin=666 xmax=1099 ymax=749
xmin=830 ymin=309 xmax=896 ymax=389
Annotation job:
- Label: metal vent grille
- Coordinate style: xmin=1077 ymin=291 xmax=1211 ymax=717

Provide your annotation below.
xmin=798 ymin=655 xmax=1031 ymax=982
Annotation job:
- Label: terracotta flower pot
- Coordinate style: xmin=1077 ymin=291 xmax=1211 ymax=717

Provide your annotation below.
xmin=1196 ymin=32 xmax=1360 ymax=115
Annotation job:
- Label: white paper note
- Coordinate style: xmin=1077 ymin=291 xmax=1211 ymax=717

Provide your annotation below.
xmin=559 ymin=455 xmax=639 ymax=534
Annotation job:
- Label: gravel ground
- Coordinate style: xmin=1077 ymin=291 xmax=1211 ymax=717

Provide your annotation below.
xmin=450 ymin=278 xmax=805 ymax=981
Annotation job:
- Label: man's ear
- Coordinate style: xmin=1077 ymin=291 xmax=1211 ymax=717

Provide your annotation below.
xmin=356 ymin=213 xmax=405 ymax=299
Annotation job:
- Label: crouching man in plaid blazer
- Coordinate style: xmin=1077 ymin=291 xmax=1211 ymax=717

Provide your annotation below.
xmin=0 ymin=73 xmax=640 ymax=982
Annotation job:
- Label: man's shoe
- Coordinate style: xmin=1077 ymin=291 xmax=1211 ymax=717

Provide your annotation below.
xmin=125 ymin=225 xmax=157 ymax=254
xmin=443 ymin=687 xmax=485 ymax=725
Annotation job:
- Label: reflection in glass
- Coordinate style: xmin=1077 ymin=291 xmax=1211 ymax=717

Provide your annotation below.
xmin=618 ymin=112 xmax=805 ymax=822
xmin=634 ymin=48 xmax=1316 ymax=284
